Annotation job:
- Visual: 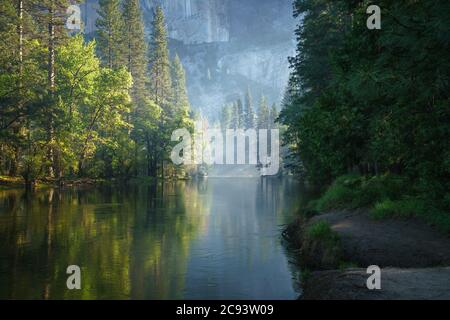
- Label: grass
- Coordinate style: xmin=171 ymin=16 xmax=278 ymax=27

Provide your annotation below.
xmin=301 ymin=221 xmax=343 ymax=269
xmin=306 ymin=220 xmax=336 ymax=240
xmin=371 ymin=198 xmax=450 ymax=234
xmin=305 ymin=221 xmax=342 ymax=257
xmin=370 ymin=198 xmax=424 ymax=219
xmin=311 ymin=173 xmax=450 ymax=234
xmin=314 ymin=174 xmax=407 ymax=212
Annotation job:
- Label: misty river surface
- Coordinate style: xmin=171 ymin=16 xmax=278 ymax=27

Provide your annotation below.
xmin=0 ymin=178 xmax=302 ymax=299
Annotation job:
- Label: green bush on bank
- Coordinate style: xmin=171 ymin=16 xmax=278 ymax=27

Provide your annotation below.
xmin=300 ymin=221 xmax=343 ymax=270
xmin=371 ymin=198 xmax=450 ymax=234
xmin=313 ymin=174 xmax=450 ymax=234
xmin=314 ymin=174 xmax=407 ymax=212
xmin=306 ymin=220 xmax=337 ymax=240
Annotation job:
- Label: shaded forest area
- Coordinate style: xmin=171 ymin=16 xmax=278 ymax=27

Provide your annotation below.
xmin=0 ymin=0 xmax=192 ymax=185
xmin=280 ymin=1 xmax=450 ymax=230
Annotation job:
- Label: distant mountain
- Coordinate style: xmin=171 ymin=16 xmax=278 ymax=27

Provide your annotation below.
xmin=80 ymin=0 xmax=296 ymax=119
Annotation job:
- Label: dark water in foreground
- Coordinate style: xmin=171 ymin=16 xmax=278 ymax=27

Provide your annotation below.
xmin=0 ymin=178 xmax=302 ymax=299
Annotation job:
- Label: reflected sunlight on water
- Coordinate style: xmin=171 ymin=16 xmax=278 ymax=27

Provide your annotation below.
xmin=0 ymin=178 xmax=302 ymax=299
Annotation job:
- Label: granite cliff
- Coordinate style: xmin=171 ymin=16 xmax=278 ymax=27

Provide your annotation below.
xmin=80 ymin=0 xmax=296 ymax=119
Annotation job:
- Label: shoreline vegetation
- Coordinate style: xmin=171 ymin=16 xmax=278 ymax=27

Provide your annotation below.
xmin=0 ymin=174 xmax=190 ymax=190
xmin=0 ymin=3 xmax=195 ymax=186
xmin=0 ymin=2 xmax=280 ymax=187
xmin=278 ymin=0 xmax=449 ymax=300
xmin=283 ymin=174 xmax=450 ymax=300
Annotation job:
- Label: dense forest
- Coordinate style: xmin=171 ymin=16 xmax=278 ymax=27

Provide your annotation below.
xmin=280 ymin=1 xmax=450 ymax=229
xmin=1 ymin=0 xmax=449 ymax=227
xmin=219 ymin=90 xmax=279 ymax=131
xmin=0 ymin=0 xmax=192 ymax=184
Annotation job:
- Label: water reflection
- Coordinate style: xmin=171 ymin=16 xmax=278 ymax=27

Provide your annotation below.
xmin=0 ymin=178 xmax=301 ymax=299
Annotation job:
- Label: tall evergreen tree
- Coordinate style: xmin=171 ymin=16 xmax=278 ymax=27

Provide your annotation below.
xmin=170 ymin=54 xmax=190 ymax=117
xmin=244 ymin=88 xmax=255 ymax=129
xmin=96 ymin=0 xmax=125 ymax=69
xmin=257 ymin=96 xmax=270 ymax=129
xmin=231 ymin=102 xmax=239 ymax=130
xmin=34 ymin=0 xmax=74 ymax=178
xmin=236 ymin=98 xmax=244 ymax=129
xmin=148 ymin=6 xmax=172 ymax=108
xmin=269 ymin=103 xmax=278 ymax=129
xmin=122 ymin=0 xmax=147 ymax=105
xmin=220 ymin=105 xmax=231 ymax=131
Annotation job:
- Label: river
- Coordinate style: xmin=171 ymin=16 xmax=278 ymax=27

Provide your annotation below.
xmin=0 ymin=178 xmax=302 ymax=299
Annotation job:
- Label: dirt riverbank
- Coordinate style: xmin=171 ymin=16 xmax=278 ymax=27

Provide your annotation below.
xmin=287 ymin=210 xmax=450 ymax=300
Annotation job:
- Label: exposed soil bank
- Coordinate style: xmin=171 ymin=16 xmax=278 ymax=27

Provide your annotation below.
xmin=311 ymin=210 xmax=450 ymax=268
xmin=303 ymin=267 xmax=450 ymax=300
xmin=288 ymin=210 xmax=450 ymax=299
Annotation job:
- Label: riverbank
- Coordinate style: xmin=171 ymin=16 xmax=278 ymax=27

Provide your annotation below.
xmin=0 ymin=175 xmax=103 ymax=189
xmin=0 ymin=175 xmax=190 ymax=190
xmin=284 ymin=209 xmax=450 ymax=299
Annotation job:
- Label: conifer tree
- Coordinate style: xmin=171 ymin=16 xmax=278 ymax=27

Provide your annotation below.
xmin=148 ymin=6 xmax=172 ymax=108
xmin=236 ymin=98 xmax=244 ymax=129
xmin=257 ymin=96 xmax=270 ymax=129
xmin=122 ymin=0 xmax=148 ymax=105
xmin=96 ymin=0 xmax=125 ymax=69
xmin=220 ymin=105 xmax=232 ymax=131
xmin=269 ymin=103 xmax=278 ymax=129
xmin=171 ymin=54 xmax=190 ymax=117
xmin=231 ymin=102 xmax=239 ymax=130
xmin=244 ymin=88 xmax=255 ymax=129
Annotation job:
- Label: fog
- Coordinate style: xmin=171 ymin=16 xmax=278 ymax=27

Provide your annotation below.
xmin=82 ymin=0 xmax=296 ymax=120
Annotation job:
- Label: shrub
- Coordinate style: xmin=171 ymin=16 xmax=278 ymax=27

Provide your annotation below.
xmin=301 ymin=221 xmax=343 ymax=269
xmin=306 ymin=220 xmax=335 ymax=240
xmin=314 ymin=174 xmax=409 ymax=212
xmin=370 ymin=198 xmax=424 ymax=220
xmin=371 ymin=198 xmax=450 ymax=234
xmin=314 ymin=175 xmax=360 ymax=211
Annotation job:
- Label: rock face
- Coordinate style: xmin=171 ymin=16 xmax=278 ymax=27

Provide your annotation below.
xmin=141 ymin=0 xmax=229 ymax=44
xmin=80 ymin=0 xmax=296 ymax=119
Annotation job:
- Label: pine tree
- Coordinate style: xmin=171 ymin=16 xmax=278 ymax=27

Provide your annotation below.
xmin=148 ymin=6 xmax=172 ymax=108
xmin=257 ymin=96 xmax=270 ymax=129
xmin=244 ymin=88 xmax=255 ymax=129
xmin=96 ymin=0 xmax=125 ymax=69
xmin=220 ymin=105 xmax=231 ymax=131
xmin=122 ymin=0 xmax=148 ymax=105
xmin=231 ymin=102 xmax=239 ymax=130
xmin=236 ymin=98 xmax=244 ymax=129
xmin=171 ymin=54 xmax=190 ymax=117
xmin=34 ymin=0 xmax=73 ymax=178
xmin=269 ymin=103 xmax=278 ymax=129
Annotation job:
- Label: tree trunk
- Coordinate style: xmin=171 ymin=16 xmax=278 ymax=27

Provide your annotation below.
xmin=10 ymin=0 xmax=25 ymax=177
xmin=47 ymin=1 xmax=56 ymax=178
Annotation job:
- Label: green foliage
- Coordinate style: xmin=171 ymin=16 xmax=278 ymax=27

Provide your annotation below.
xmin=371 ymin=198 xmax=450 ymax=234
xmin=219 ymin=89 xmax=275 ymax=131
xmin=301 ymin=220 xmax=343 ymax=269
xmin=371 ymin=198 xmax=423 ymax=220
xmin=306 ymin=220 xmax=335 ymax=241
xmin=96 ymin=0 xmax=125 ymax=69
xmin=220 ymin=105 xmax=232 ymax=130
xmin=244 ymin=88 xmax=255 ymax=129
xmin=171 ymin=54 xmax=190 ymax=121
xmin=148 ymin=6 xmax=172 ymax=107
xmin=315 ymin=174 xmax=408 ymax=212
xmin=122 ymin=0 xmax=148 ymax=105
xmin=314 ymin=173 xmax=450 ymax=233
xmin=281 ymin=0 xmax=450 ymax=217
xmin=0 ymin=1 xmax=192 ymax=181
xmin=257 ymin=96 xmax=270 ymax=129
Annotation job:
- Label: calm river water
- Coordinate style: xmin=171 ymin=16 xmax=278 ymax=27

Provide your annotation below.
xmin=0 ymin=178 xmax=302 ymax=299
